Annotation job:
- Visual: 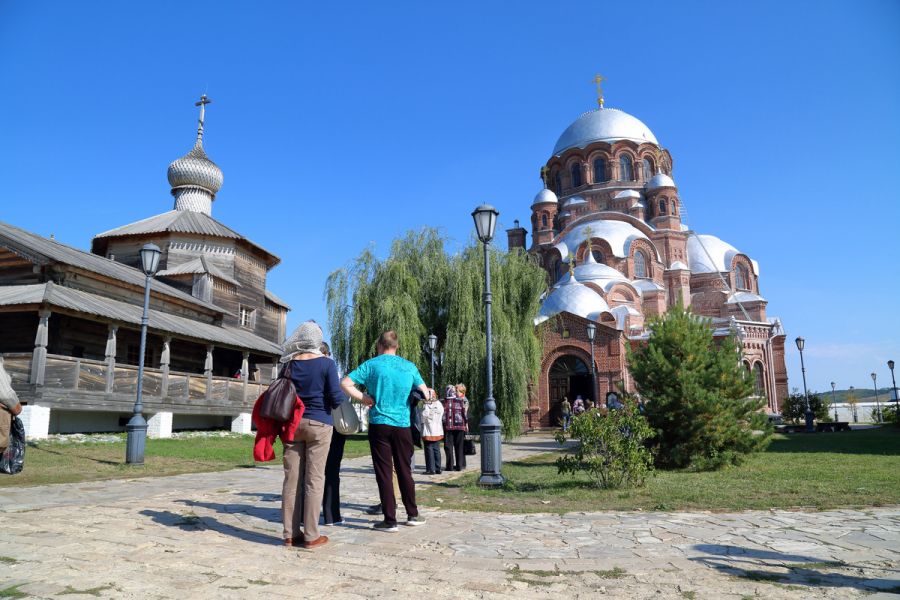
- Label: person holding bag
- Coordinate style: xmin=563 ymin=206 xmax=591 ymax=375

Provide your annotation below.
xmin=272 ymin=321 xmax=346 ymax=549
xmin=0 ymin=357 xmax=23 ymax=451
xmin=419 ymin=388 xmax=443 ymax=475
xmin=442 ymin=385 xmax=468 ymax=471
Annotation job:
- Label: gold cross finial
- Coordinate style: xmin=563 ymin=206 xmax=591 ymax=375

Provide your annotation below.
xmin=592 ymin=73 xmax=605 ymax=108
xmin=569 ymin=258 xmax=575 ymax=277
xmin=194 ymin=94 xmax=212 ymax=143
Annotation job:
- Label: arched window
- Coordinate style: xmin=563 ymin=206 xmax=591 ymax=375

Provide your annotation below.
xmin=553 ymin=260 xmax=564 ymax=281
xmin=642 ymin=158 xmax=653 ymax=180
xmin=570 ymin=163 xmax=582 ymax=188
xmin=592 ymin=249 xmax=604 ymax=263
xmin=634 ymin=250 xmax=648 ymax=278
xmin=754 ymin=363 xmax=765 ymax=396
xmin=593 ymin=158 xmax=607 ymax=183
xmin=541 ymin=213 xmax=548 ymax=229
xmin=735 ymin=264 xmax=749 ymax=290
xmin=554 ymin=172 xmax=562 ymax=194
xmin=619 ymin=155 xmax=634 ymax=181
xmin=658 ymin=198 xmax=667 ymax=215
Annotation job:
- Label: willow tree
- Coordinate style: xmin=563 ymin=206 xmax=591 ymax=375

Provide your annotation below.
xmin=325 ymin=228 xmax=545 ymax=438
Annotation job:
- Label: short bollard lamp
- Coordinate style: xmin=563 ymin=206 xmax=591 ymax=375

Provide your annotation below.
xmin=795 ymin=336 xmax=814 ymax=432
xmin=471 ymin=204 xmax=504 ymax=487
xmin=126 ymin=243 xmax=161 ymax=464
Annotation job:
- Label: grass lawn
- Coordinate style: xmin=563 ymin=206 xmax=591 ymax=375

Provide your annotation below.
xmin=0 ymin=433 xmax=372 ymax=488
xmin=419 ymin=427 xmax=900 ymax=513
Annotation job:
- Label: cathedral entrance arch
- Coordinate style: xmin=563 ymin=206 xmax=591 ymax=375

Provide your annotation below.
xmin=548 ymin=355 xmax=592 ymax=425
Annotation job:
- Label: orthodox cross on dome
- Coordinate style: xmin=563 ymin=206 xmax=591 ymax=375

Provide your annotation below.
xmin=540 ymin=166 xmax=549 ymax=188
xmin=194 ymin=94 xmax=212 ymax=143
xmin=592 ymin=73 xmax=605 ymax=108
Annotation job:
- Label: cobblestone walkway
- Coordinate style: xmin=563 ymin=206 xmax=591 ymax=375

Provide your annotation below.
xmin=0 ymin=434 xmax=898 ymax=599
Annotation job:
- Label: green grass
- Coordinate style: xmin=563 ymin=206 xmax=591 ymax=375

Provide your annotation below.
xmin=0 ymin=433 xmax=371 ymax=488
xmin=0 ymin=585 xmax=27 ymax=599
xmin=507 ymin=566 xmax=626 ymax=587
xmin=420 ymin=428 xmax=900 ymax=512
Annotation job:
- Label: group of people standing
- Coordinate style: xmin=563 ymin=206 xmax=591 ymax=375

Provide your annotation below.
xmin=255 ymin=321 xmax=471 ymax=550
xmin=559 ymin=392 xmax=626 ymax=431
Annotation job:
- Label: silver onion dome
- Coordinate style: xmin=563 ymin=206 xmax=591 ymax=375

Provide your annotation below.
xmin=167 ymin=142 xmax=224 ymax=194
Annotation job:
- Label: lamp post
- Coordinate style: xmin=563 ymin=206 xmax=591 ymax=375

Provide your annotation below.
xmin=889 ymin=360 xmax=898 ymax=410
xmin=472 ymin=204 xmax=504 ymax=487
xmin=871 ymin=372 xmax=882 ymax=424
xmin=830 ymin=381 xmax=838 ymax=423
xmin=849 ymin=386 xmax=857 ymax=422
xmin=795 ymin=337 xmax=814 ymax=432
xmin=126 ymin=243 xmax=161 ymax=464
xmin=586 ymin=322 xmax=597 ymax=404
xmin=427 ymin=333 xmax=438 ymax=391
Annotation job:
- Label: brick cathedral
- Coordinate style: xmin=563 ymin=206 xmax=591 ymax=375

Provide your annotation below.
xmin=506 ymin=91 xmax=788 ymax=427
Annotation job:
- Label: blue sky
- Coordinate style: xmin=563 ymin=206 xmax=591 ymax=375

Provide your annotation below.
xmin=1 ymin=1 xmax=898 ymax=394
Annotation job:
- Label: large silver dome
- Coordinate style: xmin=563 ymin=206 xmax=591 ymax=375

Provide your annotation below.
xmin=553 ymin=108 xmax=658 ymax=156
xmin=167 ymin=141 xmax=224 ymax=195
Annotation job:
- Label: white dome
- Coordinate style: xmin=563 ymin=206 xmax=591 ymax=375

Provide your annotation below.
xmin=573 ymin=250 xmax=632 ymax=289
xmin=532 ymin=188 xmax=558 ymax=206
xmin=647 ymin=173 xmax=676 ymax=189
xmin=554 ymin=218 xmax=657 ymax=261
xmin=539 ymin=272 xmax=609 ymax=321
xmin=553 ymin=108 xmax=659 ymax=156
xmin=614 ymin=189 xmax=641 ymax=200
xmin=687 ymin=234 xmax=742 ymax=274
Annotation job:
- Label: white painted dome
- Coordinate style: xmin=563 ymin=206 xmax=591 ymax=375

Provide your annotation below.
xmin=687 ymin=234 xmax=742 ymax=273
xmin=553 ymin=108 xmax=659 ymax=156
xmin=573 ymin=249 xmax=632 ymax=290
xmin=532 ymin=188 xmax=558 ymax=206
xmin=539 ymin=272 xmax=610 ymax=321
xmin=647 ymin=173 xmax=676 ymax=189
xmin=553 ymin=218 xmax=657 ymax=261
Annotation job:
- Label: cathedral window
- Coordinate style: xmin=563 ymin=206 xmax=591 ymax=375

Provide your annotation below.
xmin=619 ymin=155 xmax=634 ymax=181
xmin=754 ymin=363 xmax=765 ymax=396
xmin=570 ymin=163 xmax=582 ymax=188
xmin=642 ymin=158 xmax=653 ymax=180
xmin=541 ymin=213 xmax=548 ymax=229
xmin=554 ymin=172 xmax=562 ymax=194
xmin=735 ymin=264 xmax=750 ymax=291
xmin=634 ymin=250 xmax=648 ymax=278
xmin=592 ymin=249 xmax=604 ymax=263
xmin=658 ymin=198 xmax=668 ymax=215
xmin=593 ymin=158 xmax=607 ymax=183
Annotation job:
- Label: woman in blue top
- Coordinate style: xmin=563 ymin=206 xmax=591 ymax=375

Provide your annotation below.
xmin=280 ymin=321 xmax=346 ymax=550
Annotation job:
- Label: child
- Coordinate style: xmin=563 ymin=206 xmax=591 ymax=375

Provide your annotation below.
xmin=419 ymin=388 xmax=444 ymax=475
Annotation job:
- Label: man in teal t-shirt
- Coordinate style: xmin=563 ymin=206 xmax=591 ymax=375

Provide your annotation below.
xmin=342 ymin=331 xmax=428 ymax=530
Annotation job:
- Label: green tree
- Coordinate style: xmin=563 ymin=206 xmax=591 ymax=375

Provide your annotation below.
xmin=325 ymin=228 xmax=546 ymax=439
xmin=628 ymin=304 xmax=772 ymax=470
xmin=781 ymin=390 xmax=830 ymax=424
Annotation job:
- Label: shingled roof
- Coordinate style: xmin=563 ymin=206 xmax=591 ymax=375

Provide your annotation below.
xmin=91 ymin=210 xmax=279 ymax=268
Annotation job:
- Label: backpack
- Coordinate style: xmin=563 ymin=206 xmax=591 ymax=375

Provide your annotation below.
xmin=259 ymin=363 xmax=300 ymax=422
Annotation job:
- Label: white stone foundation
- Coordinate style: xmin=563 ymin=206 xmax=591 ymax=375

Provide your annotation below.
xmin=231 ymin=412 xmax=252 ymax=434
xmin=20 ymin=405 xmax=50 ymax=440
xmin=147 ymin=412 xmax=173 ymax=438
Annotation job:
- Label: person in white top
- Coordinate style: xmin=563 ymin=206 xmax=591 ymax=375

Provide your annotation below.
xmin=419 ymin=389 xmax=444 ymax=475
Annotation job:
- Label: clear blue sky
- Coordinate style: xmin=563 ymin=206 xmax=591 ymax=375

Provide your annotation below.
xmin=1 ymin=1 xmax=898 ymax=394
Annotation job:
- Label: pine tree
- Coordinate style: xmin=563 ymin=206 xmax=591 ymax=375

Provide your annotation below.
xmin=628 ymin=304 xmax=772 ymax=470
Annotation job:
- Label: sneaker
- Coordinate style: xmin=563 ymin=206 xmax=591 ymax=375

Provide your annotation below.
xmin=365 ymin=503 xmax=383 ymax=515
xmin=405 ymin=515 xmax=426 ymax=526
xmin=373 ymin=521 xmax=398 ymax=532
xmin=323 ymin=520 xmax=344 ymax=526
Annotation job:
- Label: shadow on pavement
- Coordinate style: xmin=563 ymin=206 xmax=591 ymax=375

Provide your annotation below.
xmin=140 ymin=509 xmax=280 ymax=546
xmin=691 ymin=544 xmax=900 ymax=593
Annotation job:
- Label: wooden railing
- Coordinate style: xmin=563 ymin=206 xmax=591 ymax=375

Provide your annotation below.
xmin=1 ymin=352 xmax=266 ymax=412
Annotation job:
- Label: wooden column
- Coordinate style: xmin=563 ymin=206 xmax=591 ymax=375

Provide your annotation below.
xmin=241 ymin=351 xmax=249 ymax=403
xmin=160 ymin=336 xmax=171 ymax=399
xmin=105 ymin=324 xmax=118 ymax=393
xmin=204 ymin=345 xmax=214 ymax=401
xmin=29 ymin=309 xmax=51 ymax=385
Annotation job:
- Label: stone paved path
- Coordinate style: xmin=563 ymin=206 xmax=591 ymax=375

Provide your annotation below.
xmin=0 ymin=433 xmax=898 ymax=599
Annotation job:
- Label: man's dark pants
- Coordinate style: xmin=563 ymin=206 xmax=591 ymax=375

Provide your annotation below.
xmin=368 ymin=423 xmax=418 ymax=524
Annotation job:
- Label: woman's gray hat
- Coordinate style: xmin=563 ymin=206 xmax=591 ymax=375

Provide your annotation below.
xmin=281 ymin=320 xmax=324 ymax=362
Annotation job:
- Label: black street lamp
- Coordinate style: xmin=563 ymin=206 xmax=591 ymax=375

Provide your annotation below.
xmin=831 ymin=381 xmax=838 ymax=423
xmin=586 ymin=322 xmax=597 ymax=404
xmin=795 ymin=337 xmax=814 ymax=432
xmin=849 ymin=385 xmax=857 ymax=422
xmin=871 ymin=372 xmax=882 ymax=424
xmin=889 ymin=360 xmax=898 ymax=411
xmin=471 ymin=204 xmax=504 ymax=487
xmin=427 ymin=333 xmax=438 ymax=391
xmin=126 ymin=243 xmax=161 ymax=464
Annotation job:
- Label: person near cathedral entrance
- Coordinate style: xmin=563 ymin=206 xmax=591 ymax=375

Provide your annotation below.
xmin=573 ymin=396 xmax=585 ymax=415
xmin=560 ymin=396 xmax=572 ymax=431
xmin=342 ymin=330 xmax=428 ymax=531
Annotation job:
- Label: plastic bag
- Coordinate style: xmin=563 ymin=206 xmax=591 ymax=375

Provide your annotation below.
xmin=0 ymin=416 xmax=25 ymax=474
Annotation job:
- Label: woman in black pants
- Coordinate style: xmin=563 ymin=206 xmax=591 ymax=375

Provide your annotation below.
xmin=320 ymin=342 xmax=346 ymax=526
xmin=442 ymin=385 xmax=468 ymax=471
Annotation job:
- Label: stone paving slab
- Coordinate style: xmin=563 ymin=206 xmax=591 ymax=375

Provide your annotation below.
xmin=0 ymin=433 xmax=898 ymax=599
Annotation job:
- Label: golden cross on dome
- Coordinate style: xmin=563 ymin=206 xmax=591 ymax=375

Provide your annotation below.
xmin=194 ymin=94 xmax=212 ymax=143
xmin=592 ymin=73 xmax=605 ymax=108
